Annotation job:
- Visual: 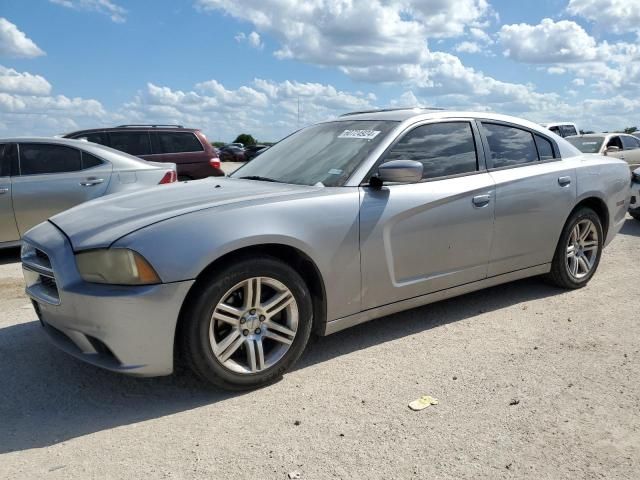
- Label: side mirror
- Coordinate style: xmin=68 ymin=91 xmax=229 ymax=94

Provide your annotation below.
xmin=605 ymin=145 xmax=620 ymax=155
xmin=372 ymin=160 xmax=423 ymax=187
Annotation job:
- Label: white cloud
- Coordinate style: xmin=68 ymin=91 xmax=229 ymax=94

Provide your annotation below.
xmin=455 ymin=41 xmax=482 ymax=53
xmin=49 ymin=0 xmax=127 ymax=23
xmin=572 ymin=78 xmax=585 ymax=86
xmin=124 ymin=79 xmax=376 ymax=141
xmin=0 ymin=66 xmax=51 ymax=95
xmin=567 ymin=0 xmax=640 ymax=36
xmin=0 ymin=18 xmax=45 ymax=58
xmin=547 ymin=67 xmax=566 ymax=75
xmin=498 ymin=19 xmax=602 ymax=63
xmin=235 ymin=31 xmax=263 ymax=49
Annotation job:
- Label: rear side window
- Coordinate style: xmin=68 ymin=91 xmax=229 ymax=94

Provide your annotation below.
xmin=534 ymin=135 xmax=555 ymax=161
xmin=483 ymin=123 xmax=538 ymax=168
xmin=109 ymin=131 xmax=151 ymax=155
xmin=560 ymin=125 xmax=578 ymax=137
xmin=621 ymin=135 xmax=640 ymax=150
xmin=81 ymin=152 xmax=105 ymax=169
xmin=152 ymin=132 xmax=204 ymax=154
xmin=385 ymin=122 xmax=478 ymax=179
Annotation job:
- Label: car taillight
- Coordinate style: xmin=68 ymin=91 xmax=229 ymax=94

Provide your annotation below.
xmin=210 ymin=158 xmax=221 ymax=169
xmin=159 ymin=171 xmax=177 ymax=184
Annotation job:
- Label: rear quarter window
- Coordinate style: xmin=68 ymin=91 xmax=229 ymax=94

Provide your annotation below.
xmin=152 ymin=132 xmax=204 ymax=154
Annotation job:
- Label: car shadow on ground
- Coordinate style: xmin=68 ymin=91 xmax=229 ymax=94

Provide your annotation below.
xmin=619 ymin=216 xmax=640 ymax=237
xmin=0 ymin=247 xmax=20 ymax=266
xmin=0 ymin=275 xmax=562 ymax=454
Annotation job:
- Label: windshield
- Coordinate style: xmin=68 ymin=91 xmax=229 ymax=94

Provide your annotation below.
xmin=231 ymin=120 xmax=398 ymax=186
xmin=566 ymin=136 xmax=604 ymax=154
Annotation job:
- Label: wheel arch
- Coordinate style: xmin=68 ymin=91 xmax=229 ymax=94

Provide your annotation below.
xmin=571 ymin=196 xmax=610 ymax=240
xmin=174 ymin=243 xmax=327 ymax=362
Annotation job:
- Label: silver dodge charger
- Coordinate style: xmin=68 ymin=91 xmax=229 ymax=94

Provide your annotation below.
xmin=21 ymin=109 xmax=631 ymax=390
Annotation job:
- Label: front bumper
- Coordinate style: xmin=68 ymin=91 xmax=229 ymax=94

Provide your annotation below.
xmin=22 ymin=221 xmax=194 ymax=377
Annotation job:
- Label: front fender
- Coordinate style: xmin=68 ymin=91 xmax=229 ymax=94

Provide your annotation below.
xmin=114 ymin=189 xmax=363 ymax=321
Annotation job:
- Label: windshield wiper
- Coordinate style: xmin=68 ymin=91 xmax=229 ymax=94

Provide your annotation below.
xmin=237 ymin=175 xmax=282 ymax=183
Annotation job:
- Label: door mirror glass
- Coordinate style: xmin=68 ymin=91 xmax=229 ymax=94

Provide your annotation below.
xmin=376 ymin=160 xmax=423 ymax=184
xmin=605 ymin=145 xmax=620 ymax=155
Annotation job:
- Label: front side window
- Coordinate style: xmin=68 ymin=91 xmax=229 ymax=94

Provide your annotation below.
xmin=384 ymin=122 xmax=478 ymax=179
xmin=153 ymin=132 xmax=204 ymax=154
xmin=483 ymin=123 xmax=538 ymax=168
xmin=607 ymin=136 xmax=623 ymax=150
xmin=534 ymin=135 xmax=555 ymax=161
xmin=231 ymin=120 xmax=398 ymax=186
xmin=109 ymin=132 xmax=151 ymax=156
xmin=19 ymin=144 xmax=82 ymax=175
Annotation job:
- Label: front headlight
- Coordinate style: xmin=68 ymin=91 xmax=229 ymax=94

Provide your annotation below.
xmin=75 ymin=249 xmax=161 ymax=285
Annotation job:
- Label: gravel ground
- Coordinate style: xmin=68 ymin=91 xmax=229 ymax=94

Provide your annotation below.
xmin=1 ymin=217 xmax=639 ymax=479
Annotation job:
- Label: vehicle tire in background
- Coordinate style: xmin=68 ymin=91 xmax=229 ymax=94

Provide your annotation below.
xmin=180 ymin=256 xmax=313 ymax=390
xmin=546 ymin=207 xmax=603 ymax=289
xmin=630 ymin=209 xmax=640 ymax=221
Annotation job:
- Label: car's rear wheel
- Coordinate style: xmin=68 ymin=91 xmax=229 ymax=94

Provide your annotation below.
xmin=546 ymin=207 xmax=603 ymax=289
xmin=180 ymin=256 xmax=313 ymax=390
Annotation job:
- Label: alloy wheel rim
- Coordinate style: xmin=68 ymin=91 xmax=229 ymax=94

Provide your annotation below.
xmin=209 ymin=277 xmax=298 ymax=374
xmin=565 ymin=219 xmax=599 ymax=280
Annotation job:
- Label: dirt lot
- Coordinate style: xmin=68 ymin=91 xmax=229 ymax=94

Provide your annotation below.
xmin=1 ymin=217 xmax=639 ymax=479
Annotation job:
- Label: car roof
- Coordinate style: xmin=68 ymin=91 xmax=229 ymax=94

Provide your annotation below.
xmin=0 ymin=136 xmax=161 ymax=169
xmin=64 ymin=126 xmax=200 ymax=136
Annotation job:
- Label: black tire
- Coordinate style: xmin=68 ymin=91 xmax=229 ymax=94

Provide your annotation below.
xmin=630 ymin=208 xmax=640 ymax=221
xmin=179 ymin=256 xmax=313 ymax=390
xmin=546 ymin=207 xmax=603 ymax=289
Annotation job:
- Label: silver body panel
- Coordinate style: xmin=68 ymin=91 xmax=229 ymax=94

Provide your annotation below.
xmin=21 ymin=111 xmax=632 ymax=376
xmin=0 ymin=137 xmax=175 ymax=248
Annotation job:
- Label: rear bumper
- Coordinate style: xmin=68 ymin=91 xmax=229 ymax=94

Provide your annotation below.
xmin=22 ymin=221 xmax=194 ymax=377
xmin=630 ymin=181 xmax=640 ymax=211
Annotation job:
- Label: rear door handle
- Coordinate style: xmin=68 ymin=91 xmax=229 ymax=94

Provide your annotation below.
xmin=0 ymin=188 xmax=8 ymax=195
xmin=80 ymin=178 xmax=104 ymax=187
xmin=558 ymin=176 xmax=571 ymax=187
xmin=472 ymin=194 xmax=491 ymax=207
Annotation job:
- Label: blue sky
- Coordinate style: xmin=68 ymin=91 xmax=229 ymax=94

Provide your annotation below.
xmin=1 ymin=0 xmax=639 ymax=141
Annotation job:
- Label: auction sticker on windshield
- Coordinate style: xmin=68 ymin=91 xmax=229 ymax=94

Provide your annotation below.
xmin=338 ymin=129 xmax=381 ymax=140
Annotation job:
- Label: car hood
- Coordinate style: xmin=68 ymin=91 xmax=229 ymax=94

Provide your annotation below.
xmin=49 ymin=178 xmax=316 ymax=250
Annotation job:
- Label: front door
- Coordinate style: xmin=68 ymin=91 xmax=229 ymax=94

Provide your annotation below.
xmin=359 ymin=120 xmax=495 ymax=309
xmin=0 ymin=143 xmax=20 ymax=244
xmin=11 ymin=143 xmax=112 ymax=235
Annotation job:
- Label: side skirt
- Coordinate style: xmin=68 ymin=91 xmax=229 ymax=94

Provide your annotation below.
xmin=322 ymin=263 xmax=551 ymax=335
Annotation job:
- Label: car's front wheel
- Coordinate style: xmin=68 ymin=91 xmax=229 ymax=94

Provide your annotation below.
xmin=180 ymin=256 xmax=313 ymax=390
xmin=546 ymin=207 xmax=603 ymax=289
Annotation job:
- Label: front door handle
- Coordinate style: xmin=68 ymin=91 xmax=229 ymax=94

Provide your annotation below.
xmin=80 ymin=178 xmax=104 ymax=187
xmin=472 ymin=194 xmax=491 ymax=207
xmin=558 ymin=176 xmax=572 ymax=187
xmin=0 ymin=188 xmax=8 ymax=195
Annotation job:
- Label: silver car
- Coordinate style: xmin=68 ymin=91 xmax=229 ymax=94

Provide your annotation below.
xmin=21 ymin=109 xmax=631 ymax=390
xmin=1 ymin=138 xmax=177 ymax=248
xmin=566 ymin=133 xmax=640 ymax=171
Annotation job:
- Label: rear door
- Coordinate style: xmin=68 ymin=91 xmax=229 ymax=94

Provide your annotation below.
xmin=0 ymin=143 xmax=20 ymax=243
xmin=11 ymin=143 xmax=112 ymax=235
xmin=481 ymin=121 xmax=576 ymax=276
